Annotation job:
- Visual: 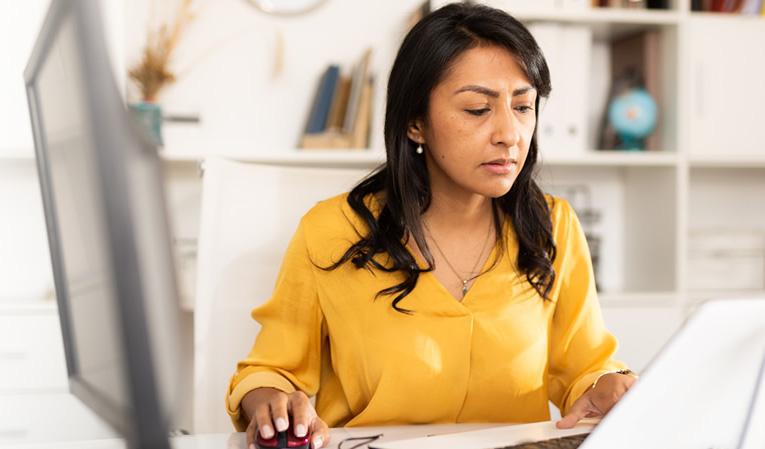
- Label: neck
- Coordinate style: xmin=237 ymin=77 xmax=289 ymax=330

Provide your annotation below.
xmin=422 ymin=178 xmax=494 ymax=234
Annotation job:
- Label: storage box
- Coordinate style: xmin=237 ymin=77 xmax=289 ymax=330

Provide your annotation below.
xmin=687 ymin=229 xmax=765 ymax=291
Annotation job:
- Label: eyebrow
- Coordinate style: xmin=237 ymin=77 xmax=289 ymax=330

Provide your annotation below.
xmin=454 ymin=85 xmax=536 ymax=98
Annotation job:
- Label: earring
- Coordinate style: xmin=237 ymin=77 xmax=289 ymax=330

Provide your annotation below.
xmin=416 ymin=144 xmax=423 ymax=154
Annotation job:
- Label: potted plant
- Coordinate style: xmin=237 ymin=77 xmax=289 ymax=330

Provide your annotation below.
xmin=128 ymin=0 xmax=196 ymax=146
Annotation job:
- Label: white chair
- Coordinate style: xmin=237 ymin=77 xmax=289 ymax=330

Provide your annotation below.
xmin=192 ymin=157 xmax=370 ymax=433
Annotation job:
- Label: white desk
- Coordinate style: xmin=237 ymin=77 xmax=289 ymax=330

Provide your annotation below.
xmin=0 ymin=392 xmax=595 ymax=449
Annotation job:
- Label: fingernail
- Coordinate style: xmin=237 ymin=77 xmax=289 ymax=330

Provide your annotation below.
xmin=261 ymin=424 xmax=274 ymax=438
xmin=249 ymin=444 xmax=256 ymax=449
xmin=312 ymin=436 xmax=323 ymax=448
xmin=275 ymin=417 xmax=288 ymax=432
xmin=295 ymin=424 xmax=307 ymax=437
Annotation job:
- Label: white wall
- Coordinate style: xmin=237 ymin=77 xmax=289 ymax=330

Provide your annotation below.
xmin=1 ymin=0 xmax=56 ymax=301
xmin=124 ymin=0 xmax=428 ymax=152
xmin=0 ymin=0 xmax=124 ymax=301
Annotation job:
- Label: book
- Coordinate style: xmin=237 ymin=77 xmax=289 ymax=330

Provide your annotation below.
xmin=351 ymin=76 xmax=374 ymax=148
xmin=299 ymin=49 xmax=375 ymax=150
xmin=527 ymin=23 xmax=563 ymax=153
xmin=741 ymin=0 xmax=763 ymax=14
xmin=646 ymin=0 xmax=670 ymax=8
xmin=560 ymin=25 xmax=592 ymax=155
xmin=343 ymin=48 xmax=373 ymax=134
xmin=301 ymin=75 xmax=374 ymax=150
xmin=304 ymin=65 xmax=340 ymax=134
xmin=326 ymin=76 xmax=351 ymax=132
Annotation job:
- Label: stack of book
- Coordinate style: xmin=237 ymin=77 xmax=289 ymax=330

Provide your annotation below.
xmin=691 ymin=0 xmax=765 ymax=14
xmin=299 ymin=49 xmax=374 ymax=150
xmin=592 ymin=0 xmax=671 ymax=8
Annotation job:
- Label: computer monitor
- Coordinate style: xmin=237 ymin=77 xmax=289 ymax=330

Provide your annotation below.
xmin=24 ymin=1 xmax=182 ymax=448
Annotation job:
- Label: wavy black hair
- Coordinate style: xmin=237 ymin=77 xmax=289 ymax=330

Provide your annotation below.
xmin=321 ymin=2 xmax=556 ymax=313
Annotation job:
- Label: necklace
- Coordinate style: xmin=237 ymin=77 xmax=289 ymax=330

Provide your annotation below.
xmin=423 ymin=219 xmax=493 ymax=298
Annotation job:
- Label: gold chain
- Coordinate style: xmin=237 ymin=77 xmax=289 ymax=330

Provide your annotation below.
xmin=423 ymin=219 xmax=493 ymax=297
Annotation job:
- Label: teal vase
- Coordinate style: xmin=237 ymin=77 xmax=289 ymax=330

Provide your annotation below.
xmin=129 ymin=102 xmax=163 ymax=146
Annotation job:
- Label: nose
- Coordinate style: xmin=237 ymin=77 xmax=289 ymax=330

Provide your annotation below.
xmin=490 ymin=101 xmax=520 ymax=148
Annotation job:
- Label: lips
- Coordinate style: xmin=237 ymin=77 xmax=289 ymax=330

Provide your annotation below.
xmin=481 ymin=158 xmax=518 ymax=174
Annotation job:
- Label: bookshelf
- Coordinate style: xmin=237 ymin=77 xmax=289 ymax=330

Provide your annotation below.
xmin=2 ymin=0 xmax=764 ymax=377
xmin=4 ymin=0 xmax=763 ymax=308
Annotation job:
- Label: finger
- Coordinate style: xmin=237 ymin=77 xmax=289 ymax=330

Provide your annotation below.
xmin=245 ymin=415 xmax=257 ymax=449
xmin=308 ymin=416 xmax=330 ymax=449
xmin=270 ymin=394 xmax=290 ymax=433
xmin=254 ymin=402 xmax=275 ymax=439
xmin=289 ymin=392 xmax=314 ymax=438
xmin=556 ymin=396 xmax=593 ymax=429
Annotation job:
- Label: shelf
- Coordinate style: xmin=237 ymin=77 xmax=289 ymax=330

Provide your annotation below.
xmin=599 ymin=291 xmax=680 ymax=307
xmin=0 ymin=149 xmax=35 ymax=161
xmin=0 ymin=300 xmax=57 ymax=315
xmin=162 ymin=149 xmax=680 ymax=169
xmin=688 ymin=11 xmax=765 ymax=21
xmin=542 ymin=150 xmax=678 ymax=167
xmin=477 ymin=2 xmax=680 ymax=40
xmin=515 ymin=7 xmax=680 ymax=25
xmin=685 ymin=290 xmax=765 ymax=303
xmin=689 ymin=155 xmax=765 ymax=169
xmin=161 ymin=149 xmax=387 ymax=169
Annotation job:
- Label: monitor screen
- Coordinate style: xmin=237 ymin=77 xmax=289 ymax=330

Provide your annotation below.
xmin=31 ymin=1 xmax=129 ymax=417
xmin=24 ymin=1 xmax=181 ymax=447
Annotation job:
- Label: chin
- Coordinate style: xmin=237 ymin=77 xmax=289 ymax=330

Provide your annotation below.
xmin=479 ymin=178 xmax=517 ymax=199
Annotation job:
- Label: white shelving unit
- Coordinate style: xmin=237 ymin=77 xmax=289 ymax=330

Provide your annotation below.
xmin=150 ymin=0 xmax=762 ymax=371
xmin=2 ymin=0 xmax=764 ymax=377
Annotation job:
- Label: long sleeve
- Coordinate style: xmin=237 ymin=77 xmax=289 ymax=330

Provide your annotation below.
xmin=225 ymin=218 xmax=325 ymax=431
xmin=547 ymin=200 xmax=627 ymax=416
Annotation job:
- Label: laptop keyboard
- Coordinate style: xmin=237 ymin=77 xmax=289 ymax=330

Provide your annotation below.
xmin=495 ymin=433 xmax=589 ymax=449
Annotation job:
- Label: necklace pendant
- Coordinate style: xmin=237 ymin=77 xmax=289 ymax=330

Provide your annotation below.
xmin=462 ymin=280 xmax=468 ymax=296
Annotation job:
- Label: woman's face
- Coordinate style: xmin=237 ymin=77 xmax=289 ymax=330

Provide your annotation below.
xmin=408 ymin=45 xmax=538 ymax=199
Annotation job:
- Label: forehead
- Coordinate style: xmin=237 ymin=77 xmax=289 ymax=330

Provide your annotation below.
xmin=438 ymin=45 xmax=532 ymax=91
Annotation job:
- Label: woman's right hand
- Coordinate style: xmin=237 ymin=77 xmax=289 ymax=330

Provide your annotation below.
xmin=241 ymin=387 xmax=330 ymax=449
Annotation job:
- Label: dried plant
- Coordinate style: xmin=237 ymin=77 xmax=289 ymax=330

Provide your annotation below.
xmin=129 ymin=0 xmax=196 ymax=102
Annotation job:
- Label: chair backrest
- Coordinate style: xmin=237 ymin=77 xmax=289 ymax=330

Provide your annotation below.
xmin=193 ymin=157 xmax=371 ymax=432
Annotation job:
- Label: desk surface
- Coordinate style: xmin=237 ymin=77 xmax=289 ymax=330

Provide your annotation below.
xmin=0 ymin=392 xmax=594 ymax=449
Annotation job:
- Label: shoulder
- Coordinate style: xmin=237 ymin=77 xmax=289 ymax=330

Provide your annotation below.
xmin=544 ymin=194 xmax=579 ymax=243
xmin=542 ymin=194 xmax=590 ymax=270
xmin=298 ymin=191 xmax=381 ymax=262
xmin=544 ymin=193 xmax=573 ymax=225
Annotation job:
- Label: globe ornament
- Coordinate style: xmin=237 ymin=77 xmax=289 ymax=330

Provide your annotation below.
xmin=607 ymin=88 xmax=658 ymax=151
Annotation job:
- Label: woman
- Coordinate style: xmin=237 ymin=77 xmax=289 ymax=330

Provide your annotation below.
xmin=226 ymin=4 xmax=636 ymax=449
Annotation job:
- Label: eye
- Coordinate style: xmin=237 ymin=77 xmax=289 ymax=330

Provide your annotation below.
xmin=465 ymin=108 xmax=490 ymax=116
xmin=515 ymin=105 xmax=534 ymax=114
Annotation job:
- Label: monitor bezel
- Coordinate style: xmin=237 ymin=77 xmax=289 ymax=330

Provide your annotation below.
xmin=24 ymin=1 xmax=172 ymax=447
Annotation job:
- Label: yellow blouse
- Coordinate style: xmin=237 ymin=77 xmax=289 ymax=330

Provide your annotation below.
xmin=225 ymin=193 xmax=626 ymax=430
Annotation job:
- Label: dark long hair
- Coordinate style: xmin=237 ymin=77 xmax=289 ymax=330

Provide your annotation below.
xmin=322 ymin=3 xmax=556 ymax=313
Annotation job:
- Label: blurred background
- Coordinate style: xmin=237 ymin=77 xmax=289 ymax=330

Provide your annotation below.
xmin=1 ymin=0 xmax=764 ymax=434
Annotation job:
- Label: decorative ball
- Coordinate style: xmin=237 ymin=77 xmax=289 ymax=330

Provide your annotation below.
xmin=608 ymin=88 xmax=658 ymax=151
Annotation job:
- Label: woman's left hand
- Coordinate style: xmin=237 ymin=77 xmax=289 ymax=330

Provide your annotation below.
xmin=556 ymin=372 xmax=637 ymax=429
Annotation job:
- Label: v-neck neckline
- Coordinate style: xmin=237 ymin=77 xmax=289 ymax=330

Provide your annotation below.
xmin=407 ymin=219 xmax=507 ymax=306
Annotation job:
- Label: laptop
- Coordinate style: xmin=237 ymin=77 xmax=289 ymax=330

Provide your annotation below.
xmin=371 ymin=298 xmax=765 ymax=449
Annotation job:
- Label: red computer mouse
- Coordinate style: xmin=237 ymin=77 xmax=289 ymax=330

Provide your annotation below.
xmin=255 ymin=418 xmax=311 ymax=449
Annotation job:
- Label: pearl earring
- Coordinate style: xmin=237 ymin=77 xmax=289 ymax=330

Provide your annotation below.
xmin=416 ymin=145 xmax=423 ymax=154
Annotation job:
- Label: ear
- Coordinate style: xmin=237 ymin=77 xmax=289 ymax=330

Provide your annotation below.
xmin=406 ymin=118 xmax=426 ymax=145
